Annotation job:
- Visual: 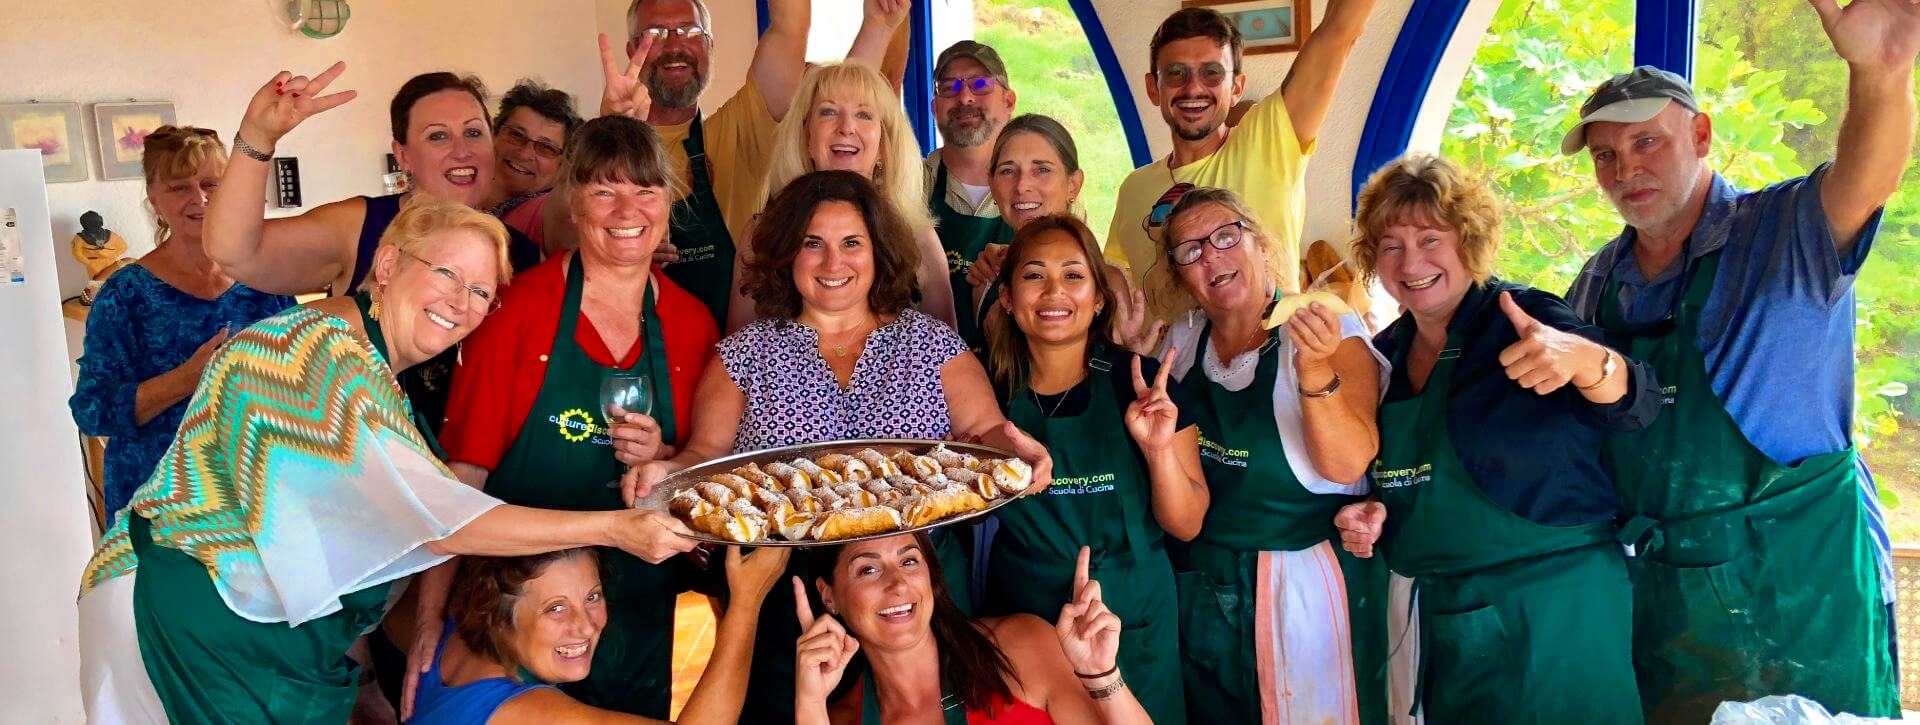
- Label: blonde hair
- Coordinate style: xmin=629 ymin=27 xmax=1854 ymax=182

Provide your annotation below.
xmin=761 ymin=62 xmax=934 ymax=239
xmin=1147 ymin=187 xmax=1291 ymax=318
xmin=365 ymin=194 xmax=515 ymax=291
xmin=1349 ymin=153 xmax=1503 ymax=284
xmin=141 ymin=125 xmax=228 ymax=245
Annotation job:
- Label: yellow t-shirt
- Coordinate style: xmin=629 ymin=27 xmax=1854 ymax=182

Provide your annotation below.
xmin=652 ymin=81 xmax=780 ymax=246
xmin=1104 ymin=93 xmax=1314 ymax=296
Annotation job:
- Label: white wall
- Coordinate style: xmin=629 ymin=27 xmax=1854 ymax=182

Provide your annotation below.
xmin=1084 ymin=0 xmax=1415 ymax=249
xmin=2 ymin=0 xmax=606 ymax=303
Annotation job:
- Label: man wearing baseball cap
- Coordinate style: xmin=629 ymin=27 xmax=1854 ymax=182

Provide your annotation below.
xmin=924 ymin=39 xmax=1019 ymax=353
xmin=1560 ymin=2 xmax=1917 ymax=721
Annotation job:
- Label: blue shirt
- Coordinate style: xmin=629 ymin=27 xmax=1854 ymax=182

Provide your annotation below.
xmin=1564 ymin=162 xmax=1892 ymax=596
xmin=68 ymin=265 xmax=290 ymax=516
xmin=1377 ymin=280 xmax=1661 ymax=527
xmin=408 ymin=620 xmax=554 ymax=725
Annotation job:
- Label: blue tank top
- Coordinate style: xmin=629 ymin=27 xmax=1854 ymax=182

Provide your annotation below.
xmin=408 ymin=621 xmax=553 ymax=725
xmin=348 ymin=193 xmax=542 ymax=293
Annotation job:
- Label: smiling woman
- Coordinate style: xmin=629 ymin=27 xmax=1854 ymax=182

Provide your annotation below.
xmin=432 ymin=114 xmax=723 ymax=719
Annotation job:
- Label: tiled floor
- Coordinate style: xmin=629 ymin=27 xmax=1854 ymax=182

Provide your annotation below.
xmin=669 ymin=592 xmax=718 ymax=719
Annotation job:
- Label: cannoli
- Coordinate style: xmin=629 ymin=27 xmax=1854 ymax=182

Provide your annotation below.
xmin=808 ymin=506 xmax=905 ymax=541
xmin=708 ymin=473 xmax=757 ymax=499
xmin=731 ymin=463 xmax=778 ymax=489
xmin=990 ymin=458 xmax=1033 ymax=496
xmin=817 ymin=453 xmax=873 ymax=481
xmin=670 ymin=488 xmax=718 ymax=519
xmin=790 ymin=458 xmax=843 ymax=487
xmin=694 ymin=481 xmax=737 ymax=505
xmin=890 ymin=451 xmax=943 ymax=479
xmin=764 ymin=461 xmax=812 ymax=491
xmin=691 ymin=510 xmax=768 ymax=542
xmin=855 ymin=448 xmax=900 ymax=477
xmin=832 ymin=482 xmax=879 ymax=508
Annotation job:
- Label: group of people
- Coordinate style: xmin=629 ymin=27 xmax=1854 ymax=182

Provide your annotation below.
xmin=64 ymin=0 xmax=1919 ymax=723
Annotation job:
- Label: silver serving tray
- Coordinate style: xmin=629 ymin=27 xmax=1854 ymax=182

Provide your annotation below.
xmin=635 ymin=438 xmax=1025 ymax=547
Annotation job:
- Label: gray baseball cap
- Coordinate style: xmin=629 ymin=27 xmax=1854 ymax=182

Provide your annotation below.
xmin=1560 ymin=66 xmax=1700 ymax=155
xmin=934 ymin=40 xmax=1009 ymax=82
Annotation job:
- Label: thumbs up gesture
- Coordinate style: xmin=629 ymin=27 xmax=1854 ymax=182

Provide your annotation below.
xmin=1496 ymin=291 xmax=1609 ymax=396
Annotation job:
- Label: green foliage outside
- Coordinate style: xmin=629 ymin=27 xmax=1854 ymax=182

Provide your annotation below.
xmin=974 ymin=0 xmax=1131 ymax=234
xmin=1444 ymin=0 xmax=1920 ymax=539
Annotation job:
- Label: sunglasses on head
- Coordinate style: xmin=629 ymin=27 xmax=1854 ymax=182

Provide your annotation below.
xmin=1140 ymin=182 xmax=1196 ymax=241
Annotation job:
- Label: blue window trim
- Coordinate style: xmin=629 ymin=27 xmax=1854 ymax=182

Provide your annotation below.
xmin=1066 ymin=0 xmax=1152 ymax=168
xmin=906 ymin=1 xmax=937 ymax=153
xmin=1636 ymin=0 xmax=1696 ymax=78
xmin=1349 ymin=0 xmax=1474 ymax=210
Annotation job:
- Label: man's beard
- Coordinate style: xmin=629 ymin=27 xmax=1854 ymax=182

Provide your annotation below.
xmin=1173 ymin=119 xmax=1220 ymax=141
xmin=646 ymin=52 xmax=708 ymax=110
xmin=938 ymin=107 xmax=997 ymax=148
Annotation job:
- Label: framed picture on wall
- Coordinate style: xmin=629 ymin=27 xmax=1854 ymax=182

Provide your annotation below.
xmin=1183 ymin=0 xmax=1313 ymax=54
xmin=92 ymin=101 xmax=176 ymax=180
xmin=0 ymin=102 xmax=89 ymax=183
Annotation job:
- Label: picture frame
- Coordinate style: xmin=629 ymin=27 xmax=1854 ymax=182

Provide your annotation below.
xmin=92 ymin=101 xmax=176 ymax=181
xmin=1182 ymin=0 xmax=1313 ymax=55
xmin=0 ymin=102 xmax=89 ymax=183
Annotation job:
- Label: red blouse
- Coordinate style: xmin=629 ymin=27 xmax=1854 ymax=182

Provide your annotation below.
xmin=440 ymin=254 xmax=718 ymax=472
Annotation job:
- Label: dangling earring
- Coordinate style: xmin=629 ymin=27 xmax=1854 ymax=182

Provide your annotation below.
xmin=368 ymin=285 xmax=384 ymax=320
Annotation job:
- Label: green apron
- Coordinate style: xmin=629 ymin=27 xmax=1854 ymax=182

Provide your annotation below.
xmin=129 ymin=293 xmax=420 ymax=723
xmin=928 ymin=160 xmax=1015 ymax=355
xmin=1372 ymin=313 xmax=1639 ymax=722
xmin=484 ymin=253 xmax=684 ymax=717
xmin=986 ymin=350 xmax=1184 ymax=723
xmin=858 ymin=674 xmax=969 ymax=724
xmin=662 ymin=113 xmax=737 ymax=326
xmin=1173 ymin=328 xmax=1390 ymax=725
xmin=1597 ymin=250 xmax=1896 ymax=723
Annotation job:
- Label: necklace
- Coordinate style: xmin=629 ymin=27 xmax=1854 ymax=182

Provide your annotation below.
xmin=1028 ymin=376 xmax=1085 ymax=418
xmin=1204 ymin=320 xmax=1271 ymax=381
xmin=818 ymin=316 xmax=880 ymax=358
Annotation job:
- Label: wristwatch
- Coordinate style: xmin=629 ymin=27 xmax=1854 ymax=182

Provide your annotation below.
xmin=1577 ymin=349 xmax=1618 ymax=391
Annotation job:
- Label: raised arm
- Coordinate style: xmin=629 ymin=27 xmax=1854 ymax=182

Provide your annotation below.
xmin=675 ymin=546 xmax=792 ymax=725
xmin=847 ymin=0 xmax=911 ymax=71
xmin=1809 ymin=0 xmax=1919 ymax=254
xmin=1278 ymin=0 xmax=1378 ymax=149
xmin=1124 ymin=355 xmax=1209 ymax=540
xmin=206 ymin=62 xmax=365 ymax=295
xmin=752 ymin=0 xmax=814 ymax=123
xmin=1289 ymin=306 xmax=1382 ymax=484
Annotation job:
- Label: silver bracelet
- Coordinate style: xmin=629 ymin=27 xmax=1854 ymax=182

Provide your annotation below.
xmin=1299 ymin=373 xmax=1342 ymax=398
xmin=1085 ymin=675 xmax=1126 ymax=700
xmin=233 ymin=133 xmax=273 ymax=163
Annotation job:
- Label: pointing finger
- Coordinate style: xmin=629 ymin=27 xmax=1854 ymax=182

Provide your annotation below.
xmin=793 ymin=576 xmax=816 ymax=630
xmin=1073 ymin=546 xmax=1090 ymax=595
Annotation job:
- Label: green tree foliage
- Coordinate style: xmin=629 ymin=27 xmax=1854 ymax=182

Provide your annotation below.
xmin=1445 ymin=0 xmax=1920 ymax=533
xmin=976 ymin=0 xmax=1131 ymax=233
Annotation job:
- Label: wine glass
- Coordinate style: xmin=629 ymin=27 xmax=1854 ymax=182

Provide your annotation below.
xmin=602 ymin=372 xmax=654 ymax=490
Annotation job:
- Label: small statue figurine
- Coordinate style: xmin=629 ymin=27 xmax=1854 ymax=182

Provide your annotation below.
xmin=71 ymin=210 xmax=130 ymax=305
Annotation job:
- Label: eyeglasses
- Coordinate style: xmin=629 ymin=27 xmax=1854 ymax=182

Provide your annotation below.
xmin=934 ymin=76 xmax=999 ymax=98
xmin=1155 ymin=62 xmax=1231 ymax=89
xmin=500 ymin=124 xmax=563 ymax=160
xmin=403 ymin=249 xmax=502 ymax=315
xmin=1140 ymin=182 xmax=1195 ymax=241
xmin=1167 ymin=221 xmax=1249 ymax=266
xmin=641 ymin=24 xmax=707 ymax=41
xmin=1594 ymin=236 xmax=1694 ymax=339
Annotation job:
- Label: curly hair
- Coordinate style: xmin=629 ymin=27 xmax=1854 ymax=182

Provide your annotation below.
xmin=742 ymin=170 xmax=921 ymax=319
xmin=446 ymin=548 xmax=600 ymax=681
xmin=1146 ymin=187 xmax=1291 ymax=318
xmin=1348 ymin=153 xmax=1504 ymax=285
xmin=492 ymin=79 xmax=582 ymax=139
xmin=983 ymin=214 xmax=1115 ymax=395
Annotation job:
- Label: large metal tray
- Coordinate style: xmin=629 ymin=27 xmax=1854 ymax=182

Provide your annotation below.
xmin=634 ymin=438 xmax=1024 ymax=547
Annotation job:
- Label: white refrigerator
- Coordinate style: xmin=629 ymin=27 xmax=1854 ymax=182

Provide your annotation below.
xmin=0 ymin=148 xmax=94 ymax=722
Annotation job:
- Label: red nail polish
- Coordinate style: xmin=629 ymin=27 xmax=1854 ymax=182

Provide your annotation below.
xmin=291 ymin=92 xmax=300 ymax=97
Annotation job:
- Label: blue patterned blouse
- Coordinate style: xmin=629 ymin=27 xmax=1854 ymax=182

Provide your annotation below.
xmin=69 ymin=264 xmax=291 ymax=516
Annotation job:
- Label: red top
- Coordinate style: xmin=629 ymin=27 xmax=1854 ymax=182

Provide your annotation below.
xmin=441 ymin=253 xmax=718 ymax=471
xmin=968 ymin=696 xmax=1054 ymax=725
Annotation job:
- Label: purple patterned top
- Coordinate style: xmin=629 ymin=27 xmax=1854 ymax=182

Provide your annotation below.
xmin=719 ymin=309 xmax=968 ymax=452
